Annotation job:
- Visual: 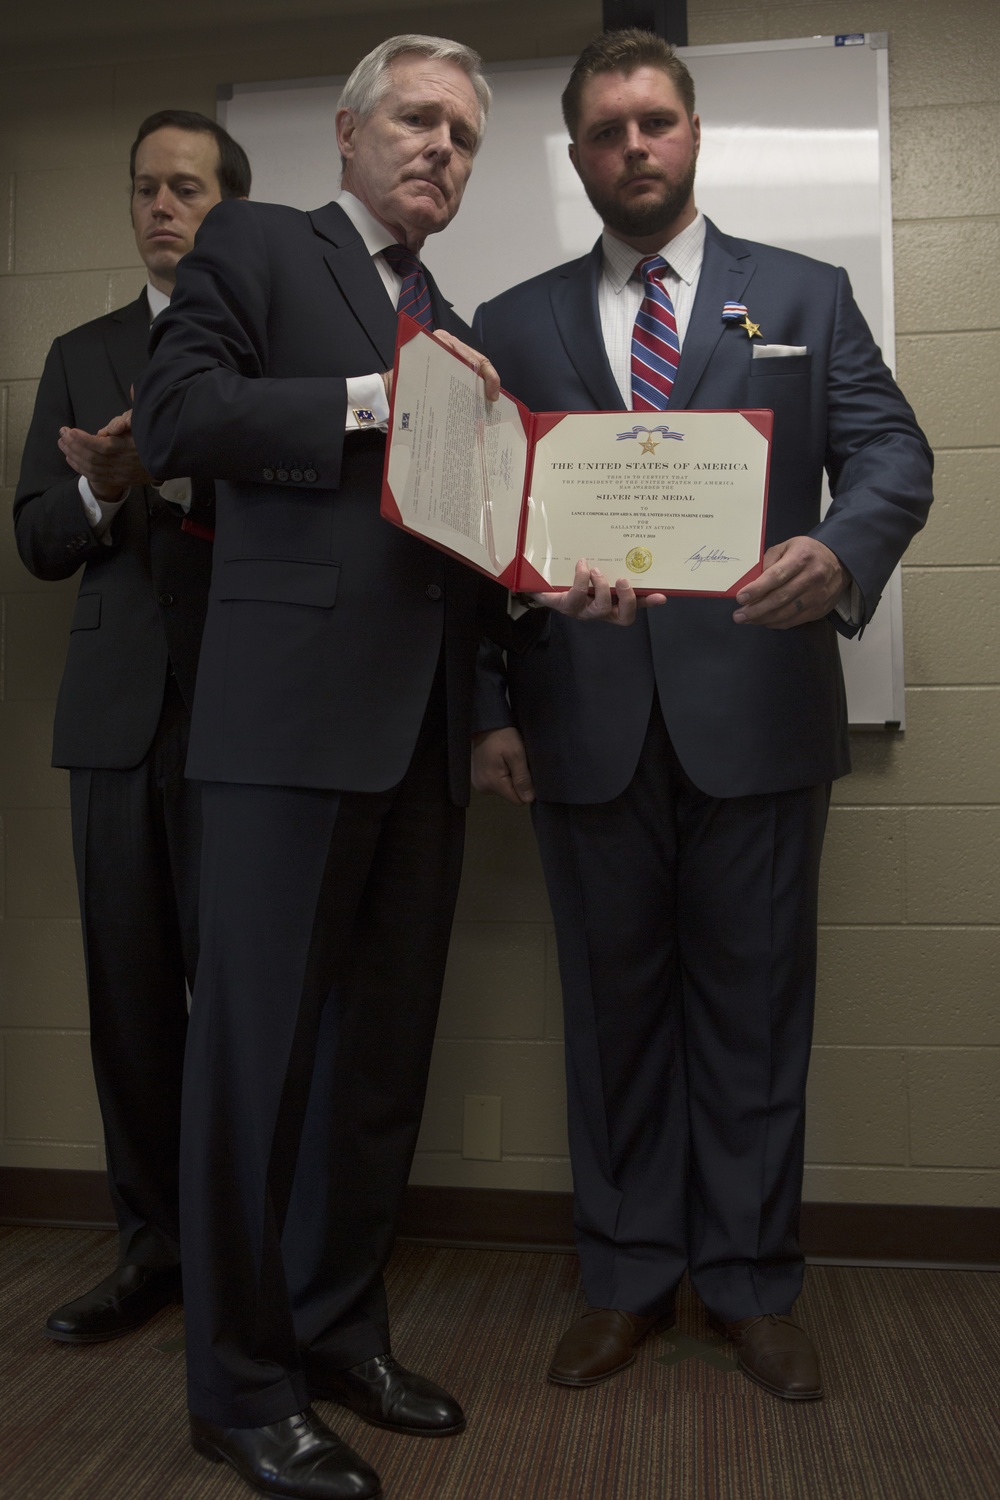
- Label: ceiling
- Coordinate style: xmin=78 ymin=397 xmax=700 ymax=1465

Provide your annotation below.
xmin=1 ymin=0 xmax=499 ymax=47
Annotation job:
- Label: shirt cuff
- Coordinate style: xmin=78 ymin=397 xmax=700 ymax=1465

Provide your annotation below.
xmin=157 ymin=477 xmax=193 ymax=512
xmin=79 ymin=476 xmax=128 ymax=544
xmin=508 ymin=591 xmax=547 ymax=619
xmin=834 ymin=579 xmax=862 ymax=627
xmin=345 ymin=374 xmax=390 ymax=432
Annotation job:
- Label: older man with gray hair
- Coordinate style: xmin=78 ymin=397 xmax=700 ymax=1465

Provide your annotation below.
xmin=134 ymin=33 xmax=635 ymax=1500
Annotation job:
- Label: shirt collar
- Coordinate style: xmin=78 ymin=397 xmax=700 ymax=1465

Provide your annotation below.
xmin=601 ymin=209 xmax=706 ymax=291
xmin=146 ymin=282 xmax=170 ymax=320
xmin=336 ymin=189 xmax=418 ymax=261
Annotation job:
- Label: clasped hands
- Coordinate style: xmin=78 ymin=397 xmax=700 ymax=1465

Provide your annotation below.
xmin=58 ymin=406 xmax=152 ymax=502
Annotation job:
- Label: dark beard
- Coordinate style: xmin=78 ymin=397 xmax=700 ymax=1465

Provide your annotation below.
xmin=581 ymin=156 xmax=697 ymax=242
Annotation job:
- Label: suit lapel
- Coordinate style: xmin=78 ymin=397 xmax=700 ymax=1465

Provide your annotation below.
xmin=550 ymin=242 xmax=624 ymax=412
xmin=309 ymin=200 xmax=399 ymax=372
xmin=669 ymin=218 xmax=756 ymax=409
xmin=104 ymin=291 xmax=152 ymax=407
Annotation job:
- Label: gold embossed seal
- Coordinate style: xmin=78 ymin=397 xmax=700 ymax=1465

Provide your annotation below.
xmin=625 ymin=547 xmax=652 ymax=574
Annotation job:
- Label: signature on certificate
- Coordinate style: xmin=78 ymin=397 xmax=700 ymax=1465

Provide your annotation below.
xmin=686 ymin=545 xmax=739 ymax=572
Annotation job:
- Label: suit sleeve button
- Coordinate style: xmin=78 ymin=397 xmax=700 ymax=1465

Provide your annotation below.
xmin=276 ymin=469 xmax=290 ymax=482
xmin=262 ymin=467 xmax=275 ymax=481
xmin=304 ymin=469 xmax=318 ymax=482
xmin=425 ymin=583 xmax=443 ymax=601
xmin=290 ymin=469 xmax=303 ymax=482
xmin=158 ymin=592 xmax=175 ymax=606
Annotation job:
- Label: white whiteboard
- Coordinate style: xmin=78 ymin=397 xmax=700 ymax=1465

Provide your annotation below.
xmin=220 ymin=35 xmax=907 ymax=728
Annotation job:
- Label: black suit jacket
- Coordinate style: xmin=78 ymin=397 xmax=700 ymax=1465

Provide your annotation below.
xmin=473 ymin=220 xmax=934 ymax=801
xmin=134 ymin=199 xmax=511 ymax=804
xmin=13 ymin=291 xmax=214 ymax=769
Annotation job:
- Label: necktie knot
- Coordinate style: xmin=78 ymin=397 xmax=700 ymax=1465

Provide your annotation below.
xmin=382 ymin=243 xmax=420 ymax=277
xmin=636 ymin=253 xmax=669 ymax=286
xmin=382 ymin=243 xmax=433 ymax=330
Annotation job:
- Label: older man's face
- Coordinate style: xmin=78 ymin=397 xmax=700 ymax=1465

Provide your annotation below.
xmin=337 ymin=54 xmax=480 ymax=251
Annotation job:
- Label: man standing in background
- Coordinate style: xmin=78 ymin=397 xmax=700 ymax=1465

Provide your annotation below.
xmin=14 ymin=110 xmax=251 ymax=1346
xmin=473 ymin=30 xmax=933 ymax=1402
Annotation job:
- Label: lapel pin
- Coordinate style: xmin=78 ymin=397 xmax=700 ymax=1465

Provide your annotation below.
xmin=722 ymin=302 xmax=762 ymax=339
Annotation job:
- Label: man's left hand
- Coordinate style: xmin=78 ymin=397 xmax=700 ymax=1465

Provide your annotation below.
xmin=532 ymin=558 xmax=667 ymax=626
xmin=733 ymin=536 xmax=847 ymax=629
xmin=472 ymin=726 xmax=534 ymax=805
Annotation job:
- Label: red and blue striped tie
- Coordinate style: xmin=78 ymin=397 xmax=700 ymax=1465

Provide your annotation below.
xmin=383 ymin=243 xmax=433 ymax=330
xmin=631 ymin=254 xmax=679 ymax=410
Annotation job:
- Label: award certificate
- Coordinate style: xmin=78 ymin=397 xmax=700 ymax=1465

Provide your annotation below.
xmin=382 ymin=317 xmax=772 ymax=596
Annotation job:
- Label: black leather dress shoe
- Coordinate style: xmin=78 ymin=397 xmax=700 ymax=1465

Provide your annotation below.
xmin=190 ymin=1408 xmax=381 ymax=1500
xmin=44 ymin=1263 xmax=181 ymax=1343
xmin=309 ymin=1354 xmax=465 ymax=1437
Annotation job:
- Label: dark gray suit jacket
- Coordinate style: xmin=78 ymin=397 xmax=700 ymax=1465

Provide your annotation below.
xmin=14 ymin=291 xmax=214 ymax=768
xmin=473 ymin=219 xmax=933 ymax=801
xmin=134 ymin=199 xmax=511 ymax=804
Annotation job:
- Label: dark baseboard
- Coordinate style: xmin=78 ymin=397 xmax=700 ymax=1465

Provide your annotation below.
xmin=397 ymin=1185 xmax=575 ymax=1250
xmin=2 ymin=1169 xmax=996 ymax=1268
xmin=0 ymin=1167 xmax=116 ymax=1230
xmin=798 ymin=1200 xmax=1000 ymax=1268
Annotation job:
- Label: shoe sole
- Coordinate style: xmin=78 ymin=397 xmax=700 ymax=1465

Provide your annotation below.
xmin=191 ymin=1433 xmax=384 ymax=1499
xmin=310 ymin=1392 xmax=466 ymax=1438
xmin=44 ymin=1320 xmax=156 ymax=1345
xmin=736 ymin=1357 xmax=823 ymax=1402
xmin=547 ymin=1350 xmax=638 ymax=1388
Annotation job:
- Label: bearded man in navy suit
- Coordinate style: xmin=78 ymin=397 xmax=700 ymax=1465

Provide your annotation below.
xmin=473 ymin=30 xmax=932 ymax=1402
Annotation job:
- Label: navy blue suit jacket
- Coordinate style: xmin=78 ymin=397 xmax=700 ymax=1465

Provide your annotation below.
xmin=135 ymin=199 xmax=510 ymax=803
xmin=473 ymin=219 xmax=933 ymax=800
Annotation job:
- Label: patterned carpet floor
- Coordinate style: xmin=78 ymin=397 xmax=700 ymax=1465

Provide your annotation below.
xmin=1 ymin=1226 xmax=998 ymax=1499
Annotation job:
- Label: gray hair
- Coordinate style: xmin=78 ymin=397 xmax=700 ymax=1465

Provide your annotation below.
xmin=340 ymin=34 xmax=491 ymax=150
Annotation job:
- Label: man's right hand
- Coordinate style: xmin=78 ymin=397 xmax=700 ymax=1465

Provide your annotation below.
xmin=382 ymin=333 xmax=501 ymax=405
xmin=472 ymin=726 xmax=535 ymax=806
xmin=58 ymin=409 xmax=152 ymax=501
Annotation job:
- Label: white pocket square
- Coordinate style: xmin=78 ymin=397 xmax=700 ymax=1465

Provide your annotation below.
xmin=752 ymin=343 xmax=808 ymax=358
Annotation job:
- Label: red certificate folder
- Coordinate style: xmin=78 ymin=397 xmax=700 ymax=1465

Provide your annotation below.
xmin=381 ymin=316 xmax=772 ymax=597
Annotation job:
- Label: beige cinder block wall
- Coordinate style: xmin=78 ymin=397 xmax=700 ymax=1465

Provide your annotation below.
xmin=1 ymin=0 xmax=997 ymax=1210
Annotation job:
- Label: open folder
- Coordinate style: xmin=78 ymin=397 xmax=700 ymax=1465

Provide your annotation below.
xmin=381 ymin=316 xmax=772 ymax=597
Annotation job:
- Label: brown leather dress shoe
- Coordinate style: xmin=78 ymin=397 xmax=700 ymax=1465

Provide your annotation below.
xmin=723 ymin=1315 xmax=822 ymax=1401
xmin=548 ymin=1305 xmax=675 ymax=1387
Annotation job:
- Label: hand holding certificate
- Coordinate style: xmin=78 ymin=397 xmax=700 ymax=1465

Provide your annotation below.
xmin=381 ymin=317 xmax=772 ymax=597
